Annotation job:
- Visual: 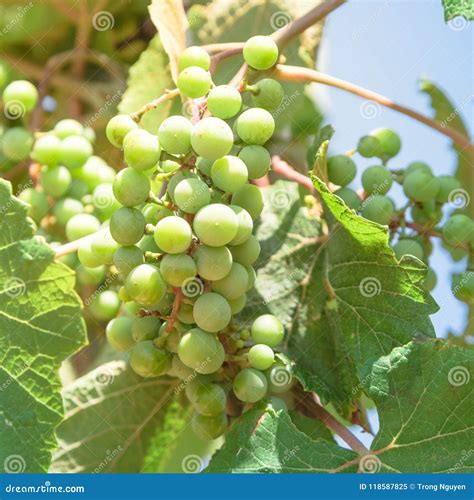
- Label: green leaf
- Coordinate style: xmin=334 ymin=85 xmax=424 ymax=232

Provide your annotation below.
xmin=0 ymin=179 xmax=87 ymax=473
xmin=442 ymin=0 xmax=474 ymax=21
xmin=205 ymin=404 xmax=357 ymax=473
xmin=118 ymin=35 xmax=174 ymax=132
xmin=51 ymin=361 xmax=178 ymax=473
xmin=306 ymin=124 xmax=335 ymax=167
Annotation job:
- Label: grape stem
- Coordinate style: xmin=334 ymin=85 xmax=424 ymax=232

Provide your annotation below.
xmin=271 ymin=155 xmax=315 ymax=193
xmin=130 ymin=88 xmax=180 ymax=122
xmin=53 ymin=228 xmax=107 ymax=258
xmin=166 ymin=288 xmax=183 ymax=333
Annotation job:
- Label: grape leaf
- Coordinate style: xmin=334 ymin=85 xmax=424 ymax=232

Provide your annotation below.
xmin=51 ymin=361 xmax=179 ymax=473
xmin=205 ymin=404 xmax=357 ymax=473
xmin=442 ymin=0 xmax=474 ymax=20
xmin=0 ymin=179 xmax=86 ymax=473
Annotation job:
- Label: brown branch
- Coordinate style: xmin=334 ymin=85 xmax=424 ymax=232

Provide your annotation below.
xmin=166 ymin=288 xmax=183 ymax=333
xmin=130 ymin=89 xmax=180 ymax=122
xmin=271 ymin=155 xmax=315 ymax=192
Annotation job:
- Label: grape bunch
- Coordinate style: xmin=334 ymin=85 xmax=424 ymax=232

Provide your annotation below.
xmin=326 ymin=127 xmax=474 ymax=302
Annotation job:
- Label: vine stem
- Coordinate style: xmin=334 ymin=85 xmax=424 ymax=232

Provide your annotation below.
xmin=274 ymin=65 xmax=474 ymax=153
xmin=54 ymin=229 xmax=107 ymax=258
xmin=130 ymin=88 xmax=180 ymax=122
xmin=271 ymin=155 xmax=315 ymax=192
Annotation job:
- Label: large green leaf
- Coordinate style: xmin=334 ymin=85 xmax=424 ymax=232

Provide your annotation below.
xmin=0 ymin=179 xmax=87 ymax=473
xmin=442 ymin=0 xmax=474 ymax=20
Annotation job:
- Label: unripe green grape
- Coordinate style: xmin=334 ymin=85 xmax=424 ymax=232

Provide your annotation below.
xmin=185 ymin=376 xmax=214 ymax=402
xmin=178 ymin=327 xmax=225 ymax=373
xmin=231 ymin=184 xmax=264 ymax=220
xmin=66 ymin=213 xmax=100 ymax=241
xmin=174 ymin=177 xmax=211 ymax=214
xmin=2 ymin=127 xmax=33 ymax=160
xmin=207 ymin=85 xmax=242 ymax=119
xmin=31 ymin=134 xmax=61 ymax=166
xmin=424 ymin=268 xmax=437 ymax=292
xmin=130 ymin=341 xmax=171 ymax=377
xmin=77 ymin=240 xmax=103 ymax=268
xmin=132 ymin=316 xmax=161 ymax=342
xmin=89 ymin=290 xmax=120 ymax=322
xmin=90 ymin=229 xmax=119 ymax=265
xmin=245 ymin=265 xmax=256 ymax=290
xmin=228 ymin=205 xmax=253 ymax=245
xmin=403 ymin=171 xmax=440 ymax=202
xmin=167 ymin=170 xmax=197 ymax=202
xmin=168 ymin=355 xmax=195 ymax=380
xmin=158 ymin=323 xmax=181 ymax=353
xmin=192 ymin=411 xmax=228 ymax=440
xmin=248 ymin=344 xmax=275 ymax=371
xmin=361 ymin=165 xmax=392 ymax=195
xmin=435 ymin=175 xmax=461 ymax=203
xmin=106 ymin=114 xmax=139 ymax=148
xmin=177 ymin=302 xmax=195 ymax=324
xmin=110 ymin=207 xmax=145 ymax=245
xmin=160 ymin=253 xmax=197 ymax=287
xmin=233 ymin=368 xmax=268 ymax=403
xmin=266 ymin=363 xmax=293 ymax=394
xmin=251 ymin=314 xmax=284 ymax=347
xmin=193 ymin=203 xmax=238 ymax=247
xmin=125 ymin=263 xmax=166 ymax=305
xmin=80 ymin=156 xmax=116 ymax=189
xmin=211 ymin=155 xmax=248 ymax=194
xmin=113 ymin=167 xmax=150 ymax=207
xmin=2 ymin=80 xmax=38 ymax=116
xmin=191 ymin=117 xmax=233 ymax=160
xmin=369 ymin=128 xmax=401 ymax=160
xmin=334 ymin=187 xmax=361 ymax=211
xmin=228 ymin=294 xmax=247 ymax=314
xmin=138 ymin=234 xmax=161 ymax=253
xmin=193 ymin=244 xmax=233 ymax=280
xmin=18 ymin=188 xmax=48 ymax=222
xmin=155 ymin=292 xmax=175 ymax=316
xmin=118 ymin=286 xmax=130 ymax=302
xmin=229 ymin=234 xmax=260 ymax=266
xmin=123 ymin=300 xmax=141 ymax=317
xmin=53 ymin=119 xmax=84 ymax=139
xmin=179 ymin=46 xmax=210 ymax=71
xmin=211 ymin=262 xmax=249 ymax=300
xmin=123 ymin=129 xmax=161 ymax=171
xmin=177 ymin=66 xmax=212 ymax=98
xmin=142 ymin=204 xmax=173 ymax=225
xmin=357 ymin=135 xmax=380 ymax=158
xmin=392 ymin=239 xmax=424 ymax=260
xmin=452 ymin=272 xmax=474 ymax=303
xmin=193 ymin=293 xmax=232 ymax=333
xmin=443 ymin=214 xmax=474 ymax=247
xmin=196 ymin=157 xmax=213 ymax=177
xmin=327 ymin=155 xmax=357 ymax=186
xmin=158 ymin=115 xmax=193 ymax=154
xmin=40 ymin=165 xmax=71 ymax=198
xmin=243 ymin=36 xmax=279 ymax=70
xmin=60 ymin=135 xmax=93 ymax=169
xmin=251 ymin=79 xmax=284 ymax=110
xmin=76 ymin=264 xmax=106 ymax=287
xmin=193 ymin=383 xmax=227 ymax=416
xmin=410 ymin=203 xmax=442 ymax=227
xmin=83 ymin=127 xmax=96 ymax=144
xmin=154 ymin=216 xmax=192 ymax=254
xmin=113 ymin=245 xmax=144 ymax=276
xmin=53 ymin=197 xmax=83 ymax=225
xmin=360 ymin=195 xmax=394 ymax=226
xmin=106 ymin=316 xmax=135 ymax=352
xmin=405 ymin=161 xmax=432 ymax=176
xmin=269 ymin=396 xmax=288 ymax=412
xmin=238 ymin=145 xmax=271 ymax=180
xmin=236 ymin=108 xmax=275 ymax=145
xmin=160 ymin=159 xmax=180 ymax=173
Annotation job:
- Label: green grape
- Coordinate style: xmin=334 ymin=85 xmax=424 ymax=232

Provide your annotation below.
xmin=405 ymin=161 xmax=432 ymax=176
xmin=89 ymin=290 xmax=120 ymax=322
xmin=233 ymin=368 xmax=268 ymax=403
xmin=125 ymin=263 xmax=167 ymax=305
xmin=245 ymin=265 xmax=256 ymax=290
xmin=168 ymin=355 xmax=195 ymax=380
xmin=243 ymin=36 xmax=279 ymax=70
xmin=53 ymin=197 xmax=83 ymax=225
xmin=53 ymin=119 xmax=84 ymax=139
xmin=229 ymin=205 xmax=253 ymax=245
xmin=185 ymin=376 xmax=216 ymax=402
xmin=155 ymin=292 xmax=175 ymax=316
xmin=193 ymin=244 xmax=233 ymax=280
xmin=207 ymin=85 xmax=242 ymax=119
xmin=334 ymin=187 xmax=361 ymax=211
xmin=193 ymin=383 xmax=227 ymax=416
xmin=211 ymin=262 xmax=249 ymax=300
xmin=357 ymin=135 xmax=380 ymax=158
xmin=66 ymin=213 xmax=100 ymax=241
xmin=110 ymin=207 xmax=145 ymax=245
xmin=174 ymin=177 xmax=211 ymax=214
xmin=443 ymin=214 xmax=474 ymax=247
xmin=327 ymin=155 xmax=357 ymax=186
xmin=178 ymin=327 xmax=225 ymax=373
xmin=236 ymin=108 xmax=275 ymax=145
xmin=228 ymin=294 xmax=246 ymax=314
xmin=106 ymin=114 xmax=139 ymax=148
xmin=177 ymin=66 xmax=212 ymax=98
xmin=76 ymin=264 xmax=106 ymax=287
xmin=266 ymin=363 xmax=293 ymax=394
xmin=196 ymin=157 xmax=213 ymax=177
xmin=452 ymin=272 xmax=474 ymax=303
xmin=160 ymin=159 xmax=180 ymax=173
xmin=113 ymin=167 xmax=150 ymax=207
xmin=83 ymin=127 xmax=96 ymax=144
xmin=31 ymin=134 xmax=61 ymax=166
xmin=231 ymin=184 xmax=264 ymax=220
xmin=106 ymin=317 xmax=135 ymax=352
xmin=436 ymin=175 xmax=462 ymax=203
xmin=132 ymin=316 xmax=161 ymax=342
xmin=403 ymin=171 xmax=440 ymax=202
xmin=154 ymin=216 xmax=192 ymax=254
xmin=179 ymin=45 xmax=210 ymax=71
xmin=138 ymin=234 xmax=161 ymax=253
xmin=18 ymin=188 xmax=48 ymax=222
xmin=177 ymin=302 xmax=195 ymax=324
xmin=360 ymin=195 xmax=394 ymax=226
xmin=424 ymin=268 xmax=437 ymax=292
xmin=248 ymin=344 xmax=275 ymax=371
xmin=77 ymin=239 xmax=103 ymax=268
xmin=251 ymin=79 xmax=284 ymax=110
xmin=238 ymin=145 xmax=271 ymax=180
xmin=39 ymin=165 xmax=71 ymax=198
xmin=211 ymin=155 xmax=248 ymax=193
xmin=130 ymin=341 xmax=171 ymax=377
xmin=123 ymin=300 xmax=141 ymax=317
xmin=192 ymin=293 xmax=232 ymax=333
xmin=229 ymin=234 xmax=260 ymax=266
xmin=191 ymin=411 xmax=228 ymax=440
xmin=118 ymin=287 xmax=130 ymax=302
xmin=392 ymin=239 xmax=424 ymax=260
xmin=361 ymin=165 xmax=392 ymax=195
xmin=158 ymin=115 xmax=193 ymax=154
xmin=90 ymin=229 xmax=119 ymax=265
xmin=410 ymin=203 xmax=442 ymax=227
xmin=2 ymin=80 xmax=37 ymax=117
xmin=80 ymin=156 xmax=116 ymax=189
xmin=2 ymin=127 xmax=33 ymax=160
xmin=268 ymin=396 xmax=288 ymax=412
xmin=142 ymin=204 xmax=173 ymax=225
xmin=113 ymin=245 xmax=144 ymax=276
xmin=191 ymin=117 xmax=233 ymax=160
xmin=160 ymin=253 xmax=197 ymax=287
xmin=123 ymin=129 xmax=161 ymax=171
xmin=193 ymin=204 xmax=238 ymax=247
xmin=92 ymin=184 xmax=121 ymax=219
xmin=369 ymin=128 xmax=401 ymax=160
xmin=60 ymin=135 xmax=93 ymax=169
xmin=251 ymin=314 xmax=284 ymax=347
xmin=167 ymin=170 xmax=197 ymax=202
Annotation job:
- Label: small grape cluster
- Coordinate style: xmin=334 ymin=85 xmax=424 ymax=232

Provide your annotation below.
xmin=326 ymin=128 xmax=474 ymax=301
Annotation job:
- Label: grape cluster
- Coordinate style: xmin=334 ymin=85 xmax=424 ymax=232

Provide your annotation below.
xmin=327 ymin=128 xmax=474 ymax=301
